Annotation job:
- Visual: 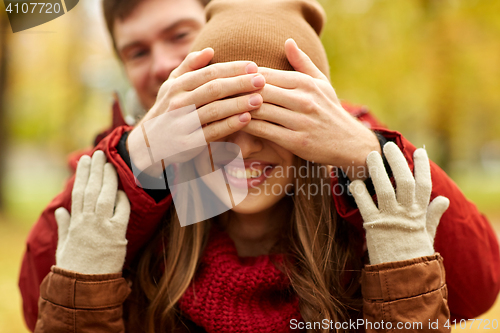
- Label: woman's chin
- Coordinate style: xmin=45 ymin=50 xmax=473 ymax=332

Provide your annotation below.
xmin=230 ymin=193 xmax=285 ymax=215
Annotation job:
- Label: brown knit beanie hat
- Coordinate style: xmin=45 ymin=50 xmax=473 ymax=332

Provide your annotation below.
xmin=190 ymin=0 xmax=330 ymax=79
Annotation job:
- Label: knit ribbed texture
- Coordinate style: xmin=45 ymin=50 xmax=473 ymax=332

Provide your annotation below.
xmin=190 ymin=0 xmax=330 ymax=78
xmin=179 ymin=231 xmax=301 ymax=332
xmin=181 ymin=1 xmax=328 ymax=329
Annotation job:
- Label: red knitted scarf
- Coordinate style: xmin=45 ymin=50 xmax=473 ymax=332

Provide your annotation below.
xmin=179 ymin=230 xmax=302 ymax=332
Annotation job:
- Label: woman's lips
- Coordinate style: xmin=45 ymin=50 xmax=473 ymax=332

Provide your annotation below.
xmin=221 ymin=162 xmax=276 ymax=189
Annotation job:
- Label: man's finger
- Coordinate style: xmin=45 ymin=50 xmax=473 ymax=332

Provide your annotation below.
xmin=186 ymin=73 xmax=265 ymax=108
xmin=258 ymin=67 xmax=309 ymax=89
xmin=285 ymin=38 xmax=327 ymax=81
xmin=169 ymin=48 xmax=214 ymax=80
xmin=260 ymin=84 xmax=309 ymax=112
xmin=250 ymin=103 xmax=302 ymax=130
xmin=260 ymin=82 xmax=320 ymax=114
xmin=240 ymin=119 xmax=296 ymax=149
xmin=197 ymin=93 xmax=263 ymax=126
xmin=202 ymin=113 xmax=251 ymax=142
xmin=179 ymin=61 xmax=259 ymax=92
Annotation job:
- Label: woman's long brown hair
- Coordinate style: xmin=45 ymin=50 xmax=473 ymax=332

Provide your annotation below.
xmin=125 ymin=158 xmax=363 ymax=333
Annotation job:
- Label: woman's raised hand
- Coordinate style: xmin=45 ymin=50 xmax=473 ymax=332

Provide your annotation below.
xmin=242 ymin=38 xmax=380 ymax=180
xmin=349 ymin=142 xmax=450 ymax=265
xmin=54 ymin=151 xmax=131 ymax=274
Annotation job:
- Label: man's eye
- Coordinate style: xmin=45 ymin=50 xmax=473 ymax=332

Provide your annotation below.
xmin=129 ymin=49 xmax=148 ymax=60
xmin=174 ymin=32 xmax=189 ymax=41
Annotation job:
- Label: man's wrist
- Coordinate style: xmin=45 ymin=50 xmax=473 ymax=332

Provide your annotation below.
xmin=117 ymin=131 xmax=132 ymax=170
xmin=339 ymin=129 xmax=381 ymax=181
xmin=334 ymin=131 xmax=390 ymax=208
xmin=116 ymin=130 xmax=171 ymax=203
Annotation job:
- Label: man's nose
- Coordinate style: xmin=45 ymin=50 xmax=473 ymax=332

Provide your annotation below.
xmin=151 ymin=45 xmax=183 ymax=83
xmin=226 ymin=131 xmax=263 ymax=158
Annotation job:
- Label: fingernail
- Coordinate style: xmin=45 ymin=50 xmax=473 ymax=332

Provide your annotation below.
xmin=252 ymin=75 xmax=265 ymax=88
xmin=239 ymin=113 xmax=250 ymax=122
xmin=245 ymin=62 xmax=258 ymax=74
xmin=249 ymin=94 xmax=262 ymax=107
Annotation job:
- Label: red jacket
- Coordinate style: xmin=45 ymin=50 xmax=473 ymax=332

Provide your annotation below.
xmin=19 ymin=101 xmax=500 ymax=331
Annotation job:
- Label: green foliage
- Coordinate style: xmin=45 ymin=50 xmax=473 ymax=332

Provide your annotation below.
xmin=5 ymin=4 xmax=122 ymax=154
xmin=321 ymin=0 xmax=500 ymax=171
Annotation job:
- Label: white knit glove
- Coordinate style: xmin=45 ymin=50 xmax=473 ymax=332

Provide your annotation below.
xmin=55 ymin=150 xmax=131 ymax=274
xmin=349 ymin=142 xmax=450 ymax=265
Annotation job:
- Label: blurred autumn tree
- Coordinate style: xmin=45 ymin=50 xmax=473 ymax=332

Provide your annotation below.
xmin=0 ymin=14 xmax=8 ymax=210
xmin=0 ymin=0 xmax=125 ymax=218
xmin=321 ymin=0 xmax=500 ymax=172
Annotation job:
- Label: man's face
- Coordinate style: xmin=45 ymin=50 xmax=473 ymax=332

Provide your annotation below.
xmin=114 ymin=0 xmax=206 ymax=109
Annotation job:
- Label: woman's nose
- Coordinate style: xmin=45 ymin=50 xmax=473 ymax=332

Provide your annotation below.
xmin=225 ymin=131 xmax=263 ymax=158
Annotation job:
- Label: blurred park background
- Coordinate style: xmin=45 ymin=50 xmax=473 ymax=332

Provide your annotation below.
xmin=0 ymin=0 xmax=499 ymax=332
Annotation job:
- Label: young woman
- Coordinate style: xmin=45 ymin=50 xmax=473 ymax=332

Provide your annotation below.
xmin=35 ymin=0 xmax=451 ymax=332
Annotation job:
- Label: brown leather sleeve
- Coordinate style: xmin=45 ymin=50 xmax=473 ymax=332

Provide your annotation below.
xmin=362 ymin=254 xmax=450 ymax=332
xmin=34 ymin=266 xmax=131 ymax=333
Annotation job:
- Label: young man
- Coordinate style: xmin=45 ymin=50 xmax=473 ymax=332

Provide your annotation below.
xmin=19 ymin=0 xmax=500 ymax=331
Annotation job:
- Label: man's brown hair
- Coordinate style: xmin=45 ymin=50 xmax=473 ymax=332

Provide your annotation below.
xmin=102 ymin=0 xmax=210 ymax=43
